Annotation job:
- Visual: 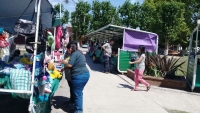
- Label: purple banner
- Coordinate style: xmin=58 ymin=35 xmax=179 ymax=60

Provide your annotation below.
xmin=122 ymin=29 xmax=158 ymax=52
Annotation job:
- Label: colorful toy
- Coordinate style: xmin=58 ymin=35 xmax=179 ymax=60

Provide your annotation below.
xmin=49 ymin=70 xmax=62 ymax=79
xmin=42 ymin=76 xmax=47 ymax=81
xmin=20 ymin=57 xmax=32 ymax=65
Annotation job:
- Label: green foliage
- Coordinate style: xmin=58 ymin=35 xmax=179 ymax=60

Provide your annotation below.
xmin=118 ymin=0 xmax=141 ymax=28
xmin=70 ymin=0 xmax=199 ymax=44
xmin=91 ymin=0 xmax=121 ymax=31
xmin=61 ymin=10 xmax=70 ymax=24
xmin=155 ymin=1 xmax=186 ymax=44
xmin=139 ymin=1 xmax=156 ymax=32
xmin=145 ymin=52 xmax=160 ymax=77
xmin=150 ymin=55 xmax=185 ymax=78
xmin=71 ymin=1 xmax=92 ymax=41
xmin=54 ymin=3 xmax=64 ymax=13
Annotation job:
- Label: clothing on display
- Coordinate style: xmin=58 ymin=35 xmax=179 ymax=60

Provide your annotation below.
xmin=55 ymin=26 xmax=63 ymax=50
xmin=47 ymin=31 xmax=54 ymax=46
xmin=0 ymin=33 xmax=9 ymax=48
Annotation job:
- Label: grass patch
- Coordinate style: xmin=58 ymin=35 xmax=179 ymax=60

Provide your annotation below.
xmin=166 ymin=109 xmax=189 ymax=113
xmin=176 ymin=56 xmax=188 ymax=76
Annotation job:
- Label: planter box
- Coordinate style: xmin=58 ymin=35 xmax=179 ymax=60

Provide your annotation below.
xmin=127 ymin=69 xmax=187 ymax=90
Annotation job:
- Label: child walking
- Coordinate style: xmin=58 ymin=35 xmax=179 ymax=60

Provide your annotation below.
xmin=129 ymin=45 xmax=151 ymax=91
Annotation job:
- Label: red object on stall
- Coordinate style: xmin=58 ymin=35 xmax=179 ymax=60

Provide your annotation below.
xmin=55 ymin=26 xmax=63 ymax=50
xmin=0 ymin=34 xmax=9 ymax=48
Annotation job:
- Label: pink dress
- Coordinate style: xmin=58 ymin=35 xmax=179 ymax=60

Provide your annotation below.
xmin=55 ymin=26 xmax=63 ymax=50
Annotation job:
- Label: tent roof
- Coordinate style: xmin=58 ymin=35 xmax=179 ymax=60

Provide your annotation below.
xmin=192 ymin=25 xmax=200 ymax=40
xmin=0 ymin=0 xmax=53 ymax=33
xmin=85 ymin=24 xmax=158 ymax=39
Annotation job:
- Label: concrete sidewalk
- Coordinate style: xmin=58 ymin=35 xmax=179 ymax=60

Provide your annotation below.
xmin=51 ymin=53 xmax=200 ymax=113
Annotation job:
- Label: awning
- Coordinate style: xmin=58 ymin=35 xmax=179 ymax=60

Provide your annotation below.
xmin=0 ymin=0 xmax=53 ymax=34
xmin=192 ymin=26 xmax=200 ymax=40
xmin=86 ymin=24 xmax=158 ymax=52
xmin=85 ymin=24 xmax=124 ymax=39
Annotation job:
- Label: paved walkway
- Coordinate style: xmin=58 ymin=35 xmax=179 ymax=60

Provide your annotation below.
xmin=51 ymin=53 xmax=200 ymax=113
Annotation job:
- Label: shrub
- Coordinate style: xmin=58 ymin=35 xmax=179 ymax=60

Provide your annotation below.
xmin=150 ymin=55 xmax=185 ymax=79
xmin=145 ymin=52 xmax=160 ymax=77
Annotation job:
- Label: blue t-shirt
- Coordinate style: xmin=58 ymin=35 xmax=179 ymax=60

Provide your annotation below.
xmin=68 ymin=51 xmax=89 ymax=76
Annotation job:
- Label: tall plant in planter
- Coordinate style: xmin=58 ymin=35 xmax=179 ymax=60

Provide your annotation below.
xmin=145 ymin=52 xmax=159 ymax=77
xmin=151 ymin=55 xmax=185 ymax=79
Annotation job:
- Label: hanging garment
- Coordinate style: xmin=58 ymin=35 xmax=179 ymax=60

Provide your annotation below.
xmin=65 ymin=32 xmax=69 ymax=45
xmin=55 ymin=26 xmax=63 ymax=50
xmin=47 ymin=31 xmax=54 ymax=46
xmin=0 ymin=34 xmax=9 ymax=48
xmin=2 ymin=47 xmax=9 ymax=62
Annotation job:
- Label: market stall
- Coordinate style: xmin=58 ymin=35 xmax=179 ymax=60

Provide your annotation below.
xmin=0 ymin=0 xmax=62 ymax=112
xmin=85 ymin=24 xmax=158 ymax=73
xmin=186 ymin=20 xmax=200 ymax=91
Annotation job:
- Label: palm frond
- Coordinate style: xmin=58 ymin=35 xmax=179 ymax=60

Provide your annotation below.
xmin=150 ymin=54 xmax=185 ymax=78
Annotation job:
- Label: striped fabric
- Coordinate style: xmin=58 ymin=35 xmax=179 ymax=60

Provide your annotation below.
xmin=10 ymin=69 xmax=31 ymax=99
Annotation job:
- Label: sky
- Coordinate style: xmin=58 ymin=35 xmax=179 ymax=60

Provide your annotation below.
xmin=49 ymin=0 xmax=144 ymax=26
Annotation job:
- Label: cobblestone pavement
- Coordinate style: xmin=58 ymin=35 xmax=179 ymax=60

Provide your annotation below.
xmin=51 ymin=52 xmax=200 ymax=113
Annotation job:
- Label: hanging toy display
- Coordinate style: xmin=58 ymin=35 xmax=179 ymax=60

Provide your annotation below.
xmin=0 ymin=29 xmax=9 ymax=48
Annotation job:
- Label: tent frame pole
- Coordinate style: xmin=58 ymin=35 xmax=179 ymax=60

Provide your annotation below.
xmin=192 ymin=25 xmax=199 ymax=91
xmin=28 ymin=0 xmax=42 ymax=112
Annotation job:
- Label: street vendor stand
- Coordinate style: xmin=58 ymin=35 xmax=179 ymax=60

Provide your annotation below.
xmin=85 ymin=24 xmax=158 ymax=73
xmin=0 ymin=0 xmax=62 ymax=113
xmin=186 ymin=20 xmax=200 ymax=91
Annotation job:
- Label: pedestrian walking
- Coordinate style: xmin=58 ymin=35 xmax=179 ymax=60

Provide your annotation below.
xmin=102 ymin=39 xmax=114 ymax=74
xmin=129 ymin=45 xmax=151 ymax=91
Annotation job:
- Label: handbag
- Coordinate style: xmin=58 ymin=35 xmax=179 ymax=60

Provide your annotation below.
xmin=25 ymin=36 xmax=47 ymax=54
xmin=14 ymin=0 xmax=36 ymax=34
xmin=25 ymin=37 xmax=34 ymax=53
xmin=14 ymin=19 xmax=36 ymax=34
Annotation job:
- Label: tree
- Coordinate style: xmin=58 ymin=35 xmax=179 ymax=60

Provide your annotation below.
xmin=61 ymin=10 xmax=69 ymax=24
xmin=101 ymin=1 xmax=120 ymax=26
xmin=91 ymin=0 xmax=102 ymax=30
xmin=139 ymin=0 xmax=156 ymax=32
xmin=177 ymin=0 xmax=200 ymax=31
xmin=91 ymin=0 xmax=121 ymax=31
xmin=118 ymin=0 xmax=133 ymax=27
xmin=118 ymin=0 xmax=141 ymax=28
xmin=155 ymin=1 xmax=186 ymax=54
xmin=71 ymin=1 xmax=92 ymax=41
xmin=54 ymin=3 xmax=64 ymax=13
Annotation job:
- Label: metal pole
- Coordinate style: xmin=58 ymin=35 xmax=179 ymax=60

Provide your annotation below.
xmin=29 ymin=0 xmax=42 ymax=112
xmin=60 ymin=0 xmax=62 ymax=20
xmin=192 ymin=25 xmax=199 ymax=91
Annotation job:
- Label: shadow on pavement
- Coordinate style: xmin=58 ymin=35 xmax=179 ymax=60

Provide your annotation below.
xmin=0 ymin=93 xmax=29 ymax=113
xmin=118 ymin=83 xmax=133 ymax=89
xmin=84 ymin=54 xmax=104 ymax=72
xmin=51 ymin=96 xmax=73 ymax=113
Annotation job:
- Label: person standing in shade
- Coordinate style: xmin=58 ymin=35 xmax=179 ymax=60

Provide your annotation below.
xmin=129 ymin=45 xmax=151 ymax=91
xmin=60 ymin=42 xmax=89 ymax=113
xmin=102 ymin=39 xmax=114 ymax=74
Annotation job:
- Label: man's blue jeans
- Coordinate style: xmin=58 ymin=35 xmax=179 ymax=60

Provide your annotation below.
xmin=71 ymin=72 xmax=90 ymax=113
xmin=104 ymin=55 xmax=110 ymax=72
